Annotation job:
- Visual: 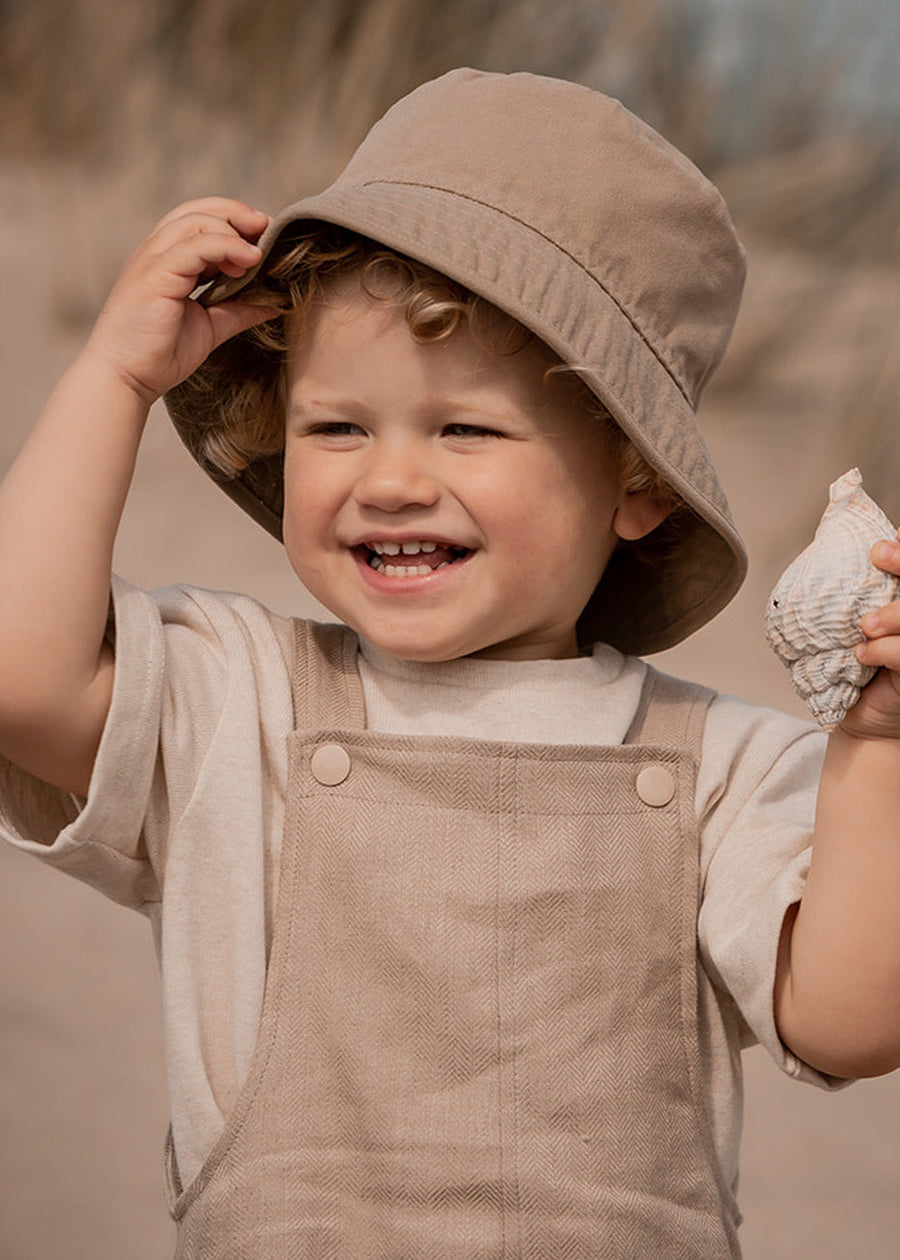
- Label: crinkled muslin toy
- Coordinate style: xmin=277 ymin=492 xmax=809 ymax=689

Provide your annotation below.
xmin=765 ymin=468 xmax=900 ymax=729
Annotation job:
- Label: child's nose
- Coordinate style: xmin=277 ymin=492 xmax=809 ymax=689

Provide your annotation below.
xmin=353 ymin=442 xmax=439 ymax=512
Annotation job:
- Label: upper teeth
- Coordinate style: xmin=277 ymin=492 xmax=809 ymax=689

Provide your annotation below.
xmin=370 ymin=541 xmax=439 ymax=555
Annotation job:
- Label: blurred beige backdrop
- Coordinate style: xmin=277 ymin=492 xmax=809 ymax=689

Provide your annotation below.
xmin=1 ymin=1 xmax=899 ymax=1256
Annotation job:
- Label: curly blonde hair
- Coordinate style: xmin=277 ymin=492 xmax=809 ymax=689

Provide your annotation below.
xmin=172 ymin=223 xmax=676 ymax=509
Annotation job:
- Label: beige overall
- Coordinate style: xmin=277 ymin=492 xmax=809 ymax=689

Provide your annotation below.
xmin=167 ymin=621 xmax=741 ymax=1258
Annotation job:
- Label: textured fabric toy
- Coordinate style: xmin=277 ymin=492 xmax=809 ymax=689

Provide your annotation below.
xmin=766 ymin=468 xmax=900 ymax=729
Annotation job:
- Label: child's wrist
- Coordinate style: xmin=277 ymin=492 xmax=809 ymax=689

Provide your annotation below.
xmin=72 ymin=345 xmax=160 ymax=417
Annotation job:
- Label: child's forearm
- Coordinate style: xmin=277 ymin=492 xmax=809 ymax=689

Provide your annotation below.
xmin=0 ymin=352 xmax=150 ymax=793
xmin=0 ymin=199 xmax=274 ymax=796
xmin=775 ymin=726 xmax=900 ymax=1078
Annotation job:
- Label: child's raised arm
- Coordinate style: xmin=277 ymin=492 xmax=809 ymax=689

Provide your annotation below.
xmin=0 ymin=199 xmax=275 ymax=797
xmin=775 ymin=540 xmax=900 ymax=1078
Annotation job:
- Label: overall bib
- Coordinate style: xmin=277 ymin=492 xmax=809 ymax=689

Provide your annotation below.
xmin=167 ymin=621 xmax=740 ymax=1257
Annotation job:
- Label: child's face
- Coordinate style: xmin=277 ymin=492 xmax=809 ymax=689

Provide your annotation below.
xmin=282 ymin=276 xmax=650 ymax=662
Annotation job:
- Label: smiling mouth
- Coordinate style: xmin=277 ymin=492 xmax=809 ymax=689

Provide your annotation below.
xmin=358 ymin=540 xmax=472 ymax=577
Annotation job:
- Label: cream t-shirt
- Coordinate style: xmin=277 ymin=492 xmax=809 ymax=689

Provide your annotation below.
xmin=0 ymin=579 xmax=839 ymax=1202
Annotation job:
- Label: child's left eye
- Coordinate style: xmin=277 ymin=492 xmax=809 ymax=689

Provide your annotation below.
xmin=443 ymin=423 xmax=502 ymax=440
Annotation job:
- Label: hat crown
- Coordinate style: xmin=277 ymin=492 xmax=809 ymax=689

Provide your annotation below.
xmin=333 ymin=69 xmax=745 ymax=409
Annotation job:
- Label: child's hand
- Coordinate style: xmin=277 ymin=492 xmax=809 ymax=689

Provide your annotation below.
xmin=842 ymin=532 xmax=900 ymax=740
xmin=82 ymin=198 xmax=278 ymax=406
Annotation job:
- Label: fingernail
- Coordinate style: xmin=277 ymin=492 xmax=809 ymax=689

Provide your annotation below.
xmin=861 ymin=611 xmax=880 ymax=635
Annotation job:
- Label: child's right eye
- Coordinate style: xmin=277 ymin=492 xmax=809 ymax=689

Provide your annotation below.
xmin=309 ymin=422 xmax=366 ymax=438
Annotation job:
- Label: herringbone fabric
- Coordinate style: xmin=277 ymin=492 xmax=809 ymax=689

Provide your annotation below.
xmin=169 ymin=623 xmax=739 ymax=1257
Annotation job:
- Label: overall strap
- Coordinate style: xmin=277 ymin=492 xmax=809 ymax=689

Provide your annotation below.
xmin=291 ymin=620 xmax=367 ymax=732
xmin=623 ymin=664 xmax=716 ymax=763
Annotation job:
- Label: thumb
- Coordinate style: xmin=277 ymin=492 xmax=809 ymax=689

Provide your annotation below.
xmin=206 ymin=300 xmax=282 ymax=350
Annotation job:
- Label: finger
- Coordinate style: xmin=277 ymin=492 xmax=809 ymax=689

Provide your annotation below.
xmin=871 ymin=535 xmax=900 ymax=578
xmin=205 ymin=301 xmax=282 ymax=349
xmin=137 ymin=232 xmax=264 ymax=297
xmin=861 ymin=596 xmax=900 ymax=641
xmin=117 ymin=209 xmax=270 ymax=301
xmin=150 ymin=200 xmax=270 ymax=246
xmin=856 ymin=638 xmax=900 ymax=673
xmin=147 ymin=211 xmax=268 ymax=257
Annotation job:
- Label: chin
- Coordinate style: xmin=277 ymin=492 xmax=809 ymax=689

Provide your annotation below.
xmin=360 ymin=624 xmax=484 ymax=663
xmin=374 ymin=638 xmax=470 ymax=663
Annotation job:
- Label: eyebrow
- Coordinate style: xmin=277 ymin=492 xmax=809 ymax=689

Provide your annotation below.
xmin=288 ymin=393 xmax=526 ymax=426
xmin=287 ymin=395 xmax=371 ymax=422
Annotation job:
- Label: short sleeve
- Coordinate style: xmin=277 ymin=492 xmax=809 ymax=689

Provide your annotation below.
xmin=0 ymin=578 xmax=166 ymax=910
xmin=696 ymin=696 xmax=845 ymax=1088
xmin=0 ymin=577 xmax=294 ymax=915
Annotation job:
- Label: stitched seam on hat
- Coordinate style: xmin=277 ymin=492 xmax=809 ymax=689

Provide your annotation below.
xmin=361 ymin=179 xmax=693 ymax=408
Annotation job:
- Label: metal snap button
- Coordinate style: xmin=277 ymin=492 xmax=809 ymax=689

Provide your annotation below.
xmin=310 ymin=743 xmax=352 ymax=786
xmin=635 ymin=765 xmax=676 ymax=808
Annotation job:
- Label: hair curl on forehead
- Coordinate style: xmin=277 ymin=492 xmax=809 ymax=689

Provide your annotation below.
xmin=177 ymin=223 xmax=677 ymax=514
xmin=249 ymin=224 xmax=532 ymax=356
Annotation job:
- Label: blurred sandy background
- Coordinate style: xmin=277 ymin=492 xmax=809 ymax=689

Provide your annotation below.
xmin=1 ymin=1 xmax=899 ymax=1255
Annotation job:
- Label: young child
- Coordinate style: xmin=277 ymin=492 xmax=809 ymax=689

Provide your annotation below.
xmin=2 ymin=68 xmax=900 ymax=1259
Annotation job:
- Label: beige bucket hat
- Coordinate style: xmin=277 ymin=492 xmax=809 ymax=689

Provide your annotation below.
xmin=167 ymin=67 xmax=748 ymax=656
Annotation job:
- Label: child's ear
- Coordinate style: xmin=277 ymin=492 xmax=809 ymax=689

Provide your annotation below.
xmin=613 ymin=490 xmax=671 ymax=542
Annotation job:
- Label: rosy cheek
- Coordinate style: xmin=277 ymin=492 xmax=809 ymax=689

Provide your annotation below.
xmin=282 ymin=459 xmax=314 ymax=512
